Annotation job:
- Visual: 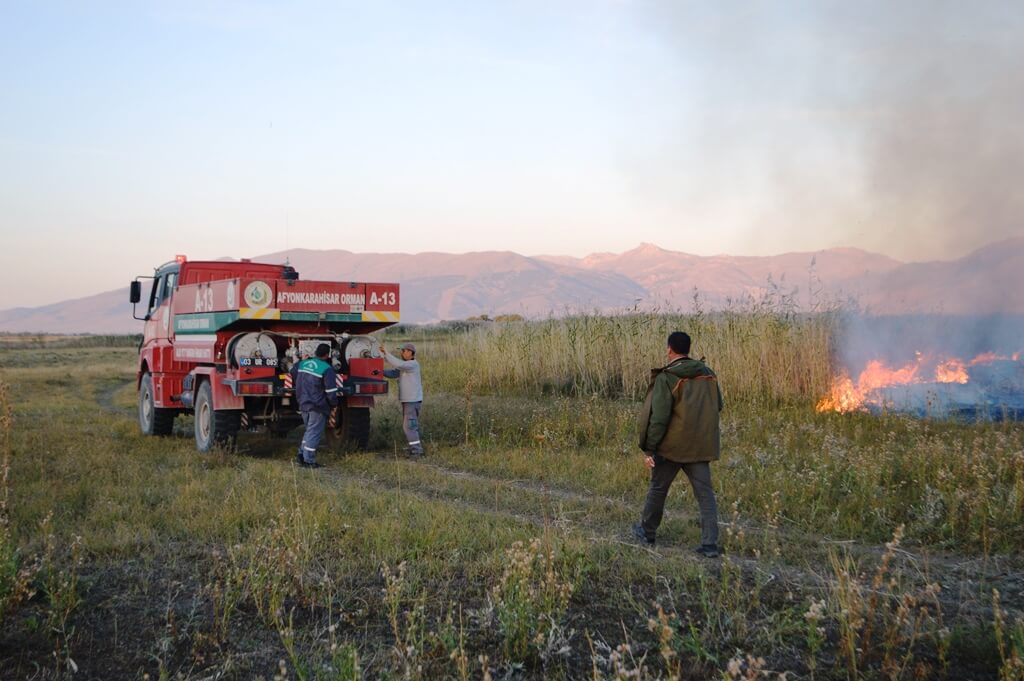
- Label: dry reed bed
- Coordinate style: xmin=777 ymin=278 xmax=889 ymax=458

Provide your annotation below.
xmin=421 ymin=311 xmax=835 ymax=405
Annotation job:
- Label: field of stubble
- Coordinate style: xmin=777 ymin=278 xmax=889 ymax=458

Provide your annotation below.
xmin=1 ymin=313 xmax=1022 ymax=680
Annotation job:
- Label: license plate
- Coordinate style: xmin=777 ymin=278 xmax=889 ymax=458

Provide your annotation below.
xmin=239 ymin=357 xmax=278 ymax=367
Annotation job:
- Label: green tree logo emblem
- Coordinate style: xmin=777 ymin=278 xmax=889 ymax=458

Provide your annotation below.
xmin=244 ymin=281 xmax=272 ymax=309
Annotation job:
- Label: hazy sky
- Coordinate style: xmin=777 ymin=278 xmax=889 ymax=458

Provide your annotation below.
xmin=1 ymin=1 xmax=1021 ymax=307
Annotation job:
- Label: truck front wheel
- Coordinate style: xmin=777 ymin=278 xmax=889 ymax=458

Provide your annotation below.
xmin=194 ymin=380 xmax=241 ymax=452
xmin=139 ymin=372 xmax=175 ymax=436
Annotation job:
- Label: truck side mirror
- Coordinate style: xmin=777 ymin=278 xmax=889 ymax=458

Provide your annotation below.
xmin=129 ymin=281 xmax=142 ymax=304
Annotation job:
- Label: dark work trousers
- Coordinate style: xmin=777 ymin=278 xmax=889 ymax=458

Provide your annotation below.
xmin=640 ymin=457 xmax=719 ymax=546
xmin=402 ymin=401 xmax=424 ymax=455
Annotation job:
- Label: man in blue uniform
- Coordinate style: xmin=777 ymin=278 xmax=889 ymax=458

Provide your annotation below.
xmin=290 ymin=343 xmax=338 ymax=468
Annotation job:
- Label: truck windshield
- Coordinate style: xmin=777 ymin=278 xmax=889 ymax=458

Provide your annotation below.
xmin=146 ymin=280 xmax=160 ymax=316
xmin=147 ymin=269 xmax=179 ymax=316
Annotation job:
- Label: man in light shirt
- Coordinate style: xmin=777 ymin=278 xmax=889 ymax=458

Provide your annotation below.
xmin=379 ymin=341 xmax=425 ymax=457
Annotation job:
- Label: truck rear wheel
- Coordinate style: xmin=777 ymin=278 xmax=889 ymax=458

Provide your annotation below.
xmin=194 ymin=380 xmax=241 ymax=453
xmin=330 ymin=405 xmax=371 ymax=451
xmin=139 ymin=372 xmax=175 ymax=436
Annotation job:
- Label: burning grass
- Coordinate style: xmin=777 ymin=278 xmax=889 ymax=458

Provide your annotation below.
xmin=0 ymin=319 xmax=1022 ymax=678
xmin=817 ymin=350 xmax=1024 ymax=416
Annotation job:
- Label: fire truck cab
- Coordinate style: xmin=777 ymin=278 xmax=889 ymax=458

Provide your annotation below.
xmin=129 ymin=256 xmax=400 ymax=452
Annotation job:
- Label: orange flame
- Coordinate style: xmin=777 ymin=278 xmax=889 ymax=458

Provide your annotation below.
xmin=815 ymin=371 xmax=862 ymax=413
xmin=935 ymin=359 xmax=968 ymax=384
xmin=969 ymin=352 xmax=1005 ymax=365
xmin=817 ymin=351 xmax=1017 ymax=413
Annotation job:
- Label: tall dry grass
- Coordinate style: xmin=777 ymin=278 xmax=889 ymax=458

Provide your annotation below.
xmin=427 ymin=310 xmax=836 ymax=405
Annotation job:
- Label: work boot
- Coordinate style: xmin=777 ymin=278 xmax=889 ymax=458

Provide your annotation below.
xmin=694 ymin=544 xmax=720 ymax=558
xmin=300 ymin=461 xmax=324 ymax=469
xmin=631 ymin=522 xmax=655 ymax=547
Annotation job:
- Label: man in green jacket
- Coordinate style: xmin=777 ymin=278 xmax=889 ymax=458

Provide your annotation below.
xmin=633 ymin=331 xmax=723 ymax=556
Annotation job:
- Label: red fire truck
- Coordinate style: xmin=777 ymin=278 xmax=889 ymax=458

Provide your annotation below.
xmin=129 ymin=256 xmax=400 ymax=452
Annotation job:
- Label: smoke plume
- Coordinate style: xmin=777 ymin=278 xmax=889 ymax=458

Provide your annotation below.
xmin=644 ymin=1 xmax=1024 ymax=263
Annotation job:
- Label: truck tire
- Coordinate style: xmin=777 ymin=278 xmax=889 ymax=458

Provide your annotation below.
xmin=194 ymin=380 xmax=241 ymax=453
xmin=139 ymin=372 xmax=175 ymax=436
xmin=330 ymin=405 xmax=371 ymax=451
xmin=268 ymin=424 xmax=293 ymax=439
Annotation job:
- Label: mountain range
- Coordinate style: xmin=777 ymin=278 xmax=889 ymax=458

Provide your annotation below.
xmin=1 ymin=238 xmax=1020 ymax=334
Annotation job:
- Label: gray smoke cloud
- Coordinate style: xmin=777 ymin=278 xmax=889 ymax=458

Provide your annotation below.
xmin=640 ymin=1 xmax=1024 ymax=262
xmin=837 ymin=314 xmax=1024 ymax=370
xmin=632 ymin=1 xmax=1024 ymax=402
xmin=840 ymin=2 xmax=1024 ymax=260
